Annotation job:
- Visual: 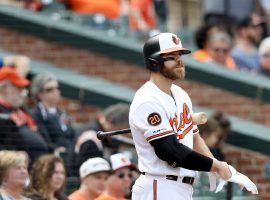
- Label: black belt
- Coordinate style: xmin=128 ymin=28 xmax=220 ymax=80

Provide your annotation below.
xmin=141 ymin=172 xmax=194 ymax=186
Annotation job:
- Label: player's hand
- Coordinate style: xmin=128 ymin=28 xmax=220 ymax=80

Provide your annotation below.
xmin=215 ymin=165 xmax=258 ymax=194
xmin=191 ymin=112 xmax=207 ymax=125
xmin=211 ymin=160 xmax=232 ymax=181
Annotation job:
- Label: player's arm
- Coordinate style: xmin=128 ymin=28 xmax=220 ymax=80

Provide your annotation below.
xmin=149 ymin=134 xmax=231 ymax=180
xmin=193 ymin=132 xmax=215 ymax=158
xmin=149 ymin=134 xmax=213 ymax=171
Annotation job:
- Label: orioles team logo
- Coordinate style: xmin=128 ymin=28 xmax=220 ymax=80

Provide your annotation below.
xmin=172 ymin=35 xmax=180 ymax=45
xmin=169 ymin=103 xmax=192 ymax=139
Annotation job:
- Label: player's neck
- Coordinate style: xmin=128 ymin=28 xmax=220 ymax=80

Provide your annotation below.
xmin=150 ymin=73 xmax=173 ymax=96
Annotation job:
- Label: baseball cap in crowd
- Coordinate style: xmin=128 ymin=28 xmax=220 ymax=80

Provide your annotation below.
xmin=0 ymin=67 xmax=29 ymax=87
xmin=110 ymin=153 xmax=136 ymax=171
xmin=79 ymin=157 xmax=111 ymax=178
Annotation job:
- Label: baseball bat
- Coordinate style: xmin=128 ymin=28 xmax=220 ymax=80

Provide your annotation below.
xmin=97 ymin=128 xmax=131 ymax=140
xmin=97 ymin=112 xmax=208 ymax=140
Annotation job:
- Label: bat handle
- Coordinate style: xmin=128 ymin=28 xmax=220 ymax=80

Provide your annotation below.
xmin=97 ymin=128 xmax=131 ymax=140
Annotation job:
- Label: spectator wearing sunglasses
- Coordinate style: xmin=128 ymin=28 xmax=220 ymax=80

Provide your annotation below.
xmin=69 ymin=157 xmax=111 ymax=200
xmin=96 ymin=153 xmax=136 ymax=200
xmin=30 ymin=73 xmax=76 ymax=154
xmin=231 ymin=14 xmax=264 ymax=73
xmin=207 ymin=32 xmax=237 ymax=70
xmin=258 ymin=37 xmax=270 ymax=77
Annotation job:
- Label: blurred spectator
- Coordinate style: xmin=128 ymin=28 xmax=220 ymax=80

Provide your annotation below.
xmin=231 ymin=14 xmax=264 ymax=72
xmin=30 ymin=73 xmax=76 ymax=154
xmin=66 ymin=0 xmax=121 ymax=20
xmin=198 ymin=114 xmax=233 ymax=199
xmin=69 ymin=103 xmax=130 ymax=177
xmin=211 ymin=111 xmax=232 ymax=199
xmin=198 ymin=117 xmax=222 ymax=160
xmin=96 ymin=153 xmax=135 ymax=200
xmin=260 ymin=0 xmax=270 ymax=33
xmin=0 ymin=0 xmax=24 ymax=7
xmin=27 ymin=154 xmax=67 ymax=200
xmin=212 ymin=111 xmax=231 ymax=151
xmin=68 ymin=157 xmax=111 ymax=200
xmin=0 ymin=67 xmax=48 ymax=161
xmin=128 ymin=0 xmax=157 ymax=40
xmin=0 ymin=150 xmax=30 ymax=200
xmin=24 ymin=0 xmax=43 ymax=11
xmin=192 ymin=24 xmax=225 ymax=62
xmin=202 ymin=0 xmax=258 ymax=32
xmin=0 ymin=55 xmax=31 ymax=77
xmin=207 ymin=32 xmax=237 ymax=70
xmin=258 ymin=37 xmax=270 ymax=76
xmin=166 ymin=0 xmax=201 ymax=33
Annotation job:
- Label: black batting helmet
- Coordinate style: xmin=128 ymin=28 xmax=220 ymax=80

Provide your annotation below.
xmin=143 ymin=33 xmax=191 ymax=72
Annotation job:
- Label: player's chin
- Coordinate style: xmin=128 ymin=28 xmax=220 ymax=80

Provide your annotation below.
xmin=175 ymin=68 xmax=185 ymax=80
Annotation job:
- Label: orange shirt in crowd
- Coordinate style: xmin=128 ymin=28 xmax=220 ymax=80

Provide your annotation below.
xmin=68 ymin=0 xmax=121 ymax=19
xmin=129 ymin=0 xmax=156 ymax=31
xmin=95 ymin=194 xmax=126 ymax=200
xmin=192 ymin=49 xmax=236 ymax=70
xmin=192 ymin=49 xmax=210 ymax=62
xmin=68 ymin=191 xmax=88 ymax=200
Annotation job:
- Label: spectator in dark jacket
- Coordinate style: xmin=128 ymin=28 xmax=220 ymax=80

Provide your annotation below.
xmin=69 ymin=103 xmax=130 ymax=177
xmin=0 ymin=67 xmax=48 ymax=161
xmin=30 ymin=73 xmax=76 ymax=154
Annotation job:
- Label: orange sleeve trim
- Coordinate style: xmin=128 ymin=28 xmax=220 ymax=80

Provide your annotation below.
xmin=146 ymin=130 xmax=175 ymax=142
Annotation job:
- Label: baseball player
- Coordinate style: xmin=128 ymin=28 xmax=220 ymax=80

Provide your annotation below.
xmin=129 ymin=32 xmax=236 ymax=200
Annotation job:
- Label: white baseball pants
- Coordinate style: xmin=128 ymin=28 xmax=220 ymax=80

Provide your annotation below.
xmin=132 ymin=174 xmax=193 ymax=200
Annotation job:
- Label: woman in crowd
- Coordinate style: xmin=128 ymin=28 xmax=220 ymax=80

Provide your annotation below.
xmin=26 ymin=154 xmax=68 ymax=200
xmin=258 ymin=37 xmax=270 ymax=76
xmin=0 ymin=150 xmax=30 ymax=200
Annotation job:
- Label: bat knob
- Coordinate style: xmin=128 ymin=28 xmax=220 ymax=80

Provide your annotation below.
xmin=97 ymin=131 xmax=105 ymax=140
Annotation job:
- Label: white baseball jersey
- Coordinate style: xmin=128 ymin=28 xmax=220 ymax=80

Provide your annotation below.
xmin=129 ymin=81 xmax=199 ymax=177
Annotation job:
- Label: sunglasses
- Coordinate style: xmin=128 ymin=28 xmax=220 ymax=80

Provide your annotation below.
xmin=43 ymin=86 xmax=59 ymax=93
xmin=213 ymin=48 xmax=229 ymax=54
xmin=115 ymin=172 xmax=132 ymax=179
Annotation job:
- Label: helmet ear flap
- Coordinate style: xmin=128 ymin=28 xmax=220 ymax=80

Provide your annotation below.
xmin=147 ymin=58 xmax=161 ymax=72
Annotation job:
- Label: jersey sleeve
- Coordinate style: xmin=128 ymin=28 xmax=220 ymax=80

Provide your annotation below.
xmin=130 ymin=101 xmax=175 ymax=142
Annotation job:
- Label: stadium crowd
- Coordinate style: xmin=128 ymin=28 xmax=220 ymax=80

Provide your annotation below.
xmin=0 ymin=0 xmax=268 ymax=199
xmin=1 ymin=0 xmax=270 ymax=75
